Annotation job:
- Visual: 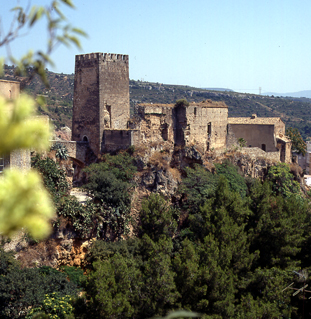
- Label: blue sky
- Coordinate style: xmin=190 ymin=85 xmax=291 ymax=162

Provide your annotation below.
xmin=1 ymin=0 xmax=311 ymax=94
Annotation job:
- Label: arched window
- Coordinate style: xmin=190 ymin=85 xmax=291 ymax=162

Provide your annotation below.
xmin=82 ymin=136 xmax=88 ymax=142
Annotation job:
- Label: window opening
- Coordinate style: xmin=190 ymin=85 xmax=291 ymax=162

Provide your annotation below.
xmin=207 ymin=122 xmax=211 ymax=136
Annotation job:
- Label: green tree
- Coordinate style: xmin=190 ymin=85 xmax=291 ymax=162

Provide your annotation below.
xmin=138 ymin=235 xmax=180 ymax=318
xmin=0 ymin=0 xmax=86 ymax=85
xmin=178 ymin=164 xmax=218 ymax=214
xmin=266 ymin=163 xmax=300 ymax=197
xmin=0 ymin=252 xmax=78 ymax=318
xmin=286 ymin=127 xmax=307 ymax=156
xmin=83 ymin=153 xmax=137 ymax=207
xmin=139 ymin=194 xmax=178 ymax=241
xmin=185 ymin=177 xmax=254 ymax=317
xmin=238 ymin=137 xmax=247 ymax=147
xmin=215 ymin=160 xmax=247 ymax=198
xmin=86 ymin=254 xmax=138 ymax=319
xmin=32 ymin=155 xmax=69 ymax=203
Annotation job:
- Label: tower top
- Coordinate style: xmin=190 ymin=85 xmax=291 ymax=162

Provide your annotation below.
xmin=75 ymin=52 xmax=128 ymax=67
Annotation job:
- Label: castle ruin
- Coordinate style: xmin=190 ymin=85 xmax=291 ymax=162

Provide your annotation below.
xmin=71 ymin=52 xmax=292 ymax=164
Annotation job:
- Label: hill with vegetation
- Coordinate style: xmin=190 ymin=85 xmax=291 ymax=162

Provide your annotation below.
xmin=3 ymin=148 xmax=310 ymax=318
xmin=2 ymin=65 xmax=311 ymax=139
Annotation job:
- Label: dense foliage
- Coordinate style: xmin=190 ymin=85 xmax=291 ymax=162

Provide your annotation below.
xmin=31 ymin=152 xmax=138 ymax=240
xmin=78 ymin=162 xmax=311 ymax=319
xmin=32 ymin=155 xmax=69 ymax=202
xmin=0 ymin=250 xmax=79 ymax=318
xmin=14 ymin=156 xmax=311 ymax=318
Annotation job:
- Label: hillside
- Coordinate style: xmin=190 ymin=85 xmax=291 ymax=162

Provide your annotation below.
xmin=3 ymin=65 xmax=311 ymax=139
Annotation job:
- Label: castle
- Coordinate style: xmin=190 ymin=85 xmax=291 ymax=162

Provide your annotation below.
xmin=0 ymin=53 xmax=292 ymax=175
xmin=70 ymin=52 xmax=292 ymax=164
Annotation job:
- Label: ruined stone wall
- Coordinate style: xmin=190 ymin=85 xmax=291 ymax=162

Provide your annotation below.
xmin=99 ymin=53 xmax=129 ymax=135
xmin=72 ymin=53 xmax=101 ymax=155
xmin=274 ymin=120 xmax=286 ymax=135
xmin=0 ymin=80 xmax=20 ymax=99
xmin=102 ymin=130 xmax=134 ymax=153
xmin=183 ymin=104 xmax=228 ymax=152
xmin=136 ymin=104 xmax=175 ymax=146
xmin=135 ymin=103 xmax=228 ymax=153
xmin=277 ymin=138 xmax=292 ymax=163
xmin=50 ymin=140 xmax=88 ymax=164
xmin=239 ymin=147 xmax=280 ymax=162
xmin=229 ymin=124 xmax=277 ymax=152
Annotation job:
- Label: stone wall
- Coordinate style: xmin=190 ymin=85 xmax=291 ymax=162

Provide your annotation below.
xmin=99 ymin=53 xmax=129 ymax=131
xmin=184 ymin=102 xmax=228 ymax=152
xmin=102 ymin=130 xmax=135 ymax=153
xmin=239 ymin=147 xmax=280 ymax=162
xmin=135 ymin=104 xmax=175 ymax=146
xmin=134 ymin=101 xmax=228 ymax=153
xmin=72 ymin=53 xmax=101 ymax=155
xmin=229 ymin=124 xmax=277 ymax=152
xmin=50 ymin=140 xmax=88 ymax=164
xmin=72 ymin=53 xmax=129 ymax=156
xmin=274 ymin=120 xmax=285 ymax=135
xmin=0 ymin=80 xmax=20 ymax=99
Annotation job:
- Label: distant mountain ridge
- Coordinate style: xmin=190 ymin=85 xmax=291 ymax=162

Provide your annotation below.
xmin=263 ymin=90 xmax=311 ymax=98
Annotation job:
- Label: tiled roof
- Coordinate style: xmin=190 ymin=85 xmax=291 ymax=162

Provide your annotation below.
xmin=228 ymin=116 xmax=282 ymax=125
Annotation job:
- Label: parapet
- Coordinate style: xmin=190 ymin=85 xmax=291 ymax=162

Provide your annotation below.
xmin=75 ymin=52 xmax=129 ymax=67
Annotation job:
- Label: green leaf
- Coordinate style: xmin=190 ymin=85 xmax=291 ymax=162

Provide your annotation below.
xmin=67 ymin=35 xmax=81 ymax=49
xmin=61 ymin=0 xmax=75 ymax=8
xmin=72 ymin=27 xmax=88 ymax=37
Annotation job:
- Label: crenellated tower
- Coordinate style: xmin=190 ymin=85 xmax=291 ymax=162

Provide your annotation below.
xmin=72 ymin=52 xmax=129 ymax=155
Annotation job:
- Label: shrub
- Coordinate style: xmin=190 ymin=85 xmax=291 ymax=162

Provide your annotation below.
xmin=0 ymin=254 xmax=78 ymax=318
xmin=178 ymin=164 xmax=219 ymax=213
xmin=266 ymin=163 xmax=300 ymax=197
xmin=26 ymin=293 xmax=74 ymax=319
xmin=51 ymin=143 xmax=69 ymax=160
xmin=32 ymin=155 xmax=69 ymax=203
xmin=215 ymin=160 xmax=247 ymax=197
xmin=175 ymin=99 xmax=189 ymax=107
xmin=139 ymin=194 xmax=178 ymax=241
xmin=60 ymin=266 xmax=84 ymax=286
xmin=57 ymin=196 xmax=131 ymax=240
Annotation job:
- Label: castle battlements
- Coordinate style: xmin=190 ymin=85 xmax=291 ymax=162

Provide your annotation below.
xmin=75 ymin=52 xmax=129 ymax=65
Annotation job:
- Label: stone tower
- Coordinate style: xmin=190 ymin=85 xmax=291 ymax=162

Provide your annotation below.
xmin=72 ymin=52 xmax=129 ymax=155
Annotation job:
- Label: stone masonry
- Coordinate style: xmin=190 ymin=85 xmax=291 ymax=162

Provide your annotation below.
xmin=71 ymin=52 xmax=291 ymax=163
xmin=72 ymin=53 xmax=129 ymax=155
